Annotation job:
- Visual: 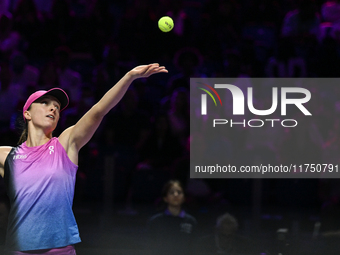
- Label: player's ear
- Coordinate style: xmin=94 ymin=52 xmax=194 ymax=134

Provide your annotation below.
xmin=24 ymin=110 xmax=31 ymax=121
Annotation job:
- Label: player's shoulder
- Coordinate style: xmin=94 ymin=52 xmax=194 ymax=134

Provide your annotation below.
xmin=0 ymin=146 xmax=14 ymax=164
xmin=0 ymin=146 xmax=13 ymax=150
xmin=58 ymin=125 xmax=75 ymax=146
xmin=0 ymin=146 xmax=14 ymax=155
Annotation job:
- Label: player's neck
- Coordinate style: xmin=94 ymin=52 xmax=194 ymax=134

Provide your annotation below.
xmin=26 ymin=129 xmax=52 ymax=147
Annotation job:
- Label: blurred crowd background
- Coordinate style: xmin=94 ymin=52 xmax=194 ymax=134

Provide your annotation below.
xmin=1 ymin=0 xmax=340 ymax=254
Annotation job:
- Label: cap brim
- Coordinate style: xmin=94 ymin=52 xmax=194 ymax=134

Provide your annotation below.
xmin=43 ymin=88 xmax=69 ymax=111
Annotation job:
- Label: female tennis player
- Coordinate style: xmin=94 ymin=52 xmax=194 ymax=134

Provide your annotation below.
xmin=0 ymin=63 xmax=167 ymax=254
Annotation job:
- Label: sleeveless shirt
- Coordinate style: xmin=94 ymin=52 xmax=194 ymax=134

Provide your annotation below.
xmin=4 ymin=137 xmax=81 ymax=251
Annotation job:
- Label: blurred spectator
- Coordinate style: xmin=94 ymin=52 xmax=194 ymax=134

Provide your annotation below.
xmin=0 ymin=0 xmax=9 ymax=16
xmin=148 ymin=180 xmax=197 ymax=255
xmin=37 ymin=60 xmax=59 ymax=88
xmin=0 ymin=12 xmax=20 ymax=59
xmin=0 ymin=63 xmax=18 ymax=128
xmin=39 ymin=0 xmax=75 ymax=56
xmin=281 ymin=0 xmax=320 ymax=38
xmin=6 ymin=51 xmax=39 ymax=106
xmin=54 ymin=46 xmax=82 ymax=104
xmin=33 ymin=0 xmax=54 ymax=14
xmin=117 ymin=0 xmax=158 ymax=62
xmin=100 ymin=87 xmax=151 ymax=203
xmin=50 ymin=0 xmax=73 ymax=38
xmin=166 ymin=87 xmax=190 ymax=149
xmin=197 ymin=212 xmax=265 ymax=255
xmin=214 ymin=213 xmax=264 ymax=254
xmin=10 ymin=0 xmax=54 ymax=14
xmin=105 ymin=86 xmax=151 ymax=152
xmin=319 ymin=0 xmax=340 ymax=41
xmin=138 ymin=114 xmax=184 ymax=171
xmin=86 ymin=0 xmax=114 ymax=61
xmin=9 ymin=51 xmax=39 ymax=89
xmin=265 ymin=37 xmax=307 ymax=77
xmin=222 ymin=50 xmax=251 ymax=78
xmin=314 ymin=36 xmax=340 ymax=77
xmin=281 ymin=0 xmax=320 ymax=67
xmin=242 ymin=0 xmax=283 ymax=28
xmin=165 ymin=2 xmax=189 ymax=37
xmin=166 ymin=47 xmax=205 ymax=97
xmin=200 ymin=0 xmax=242 ymax=65
xmin=77 ymin=85 xmax=96 ymax=116
xmin=66 ymin=0 xmax=113 ymax=58
xmin=12 ymin=0 xmax=44 ymax=58
xmin=321 ymin=0 xmax=340 ymax=23
xmin=92 ymin=43 xmax=127 ymax=100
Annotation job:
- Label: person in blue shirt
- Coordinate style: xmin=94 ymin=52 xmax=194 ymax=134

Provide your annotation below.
xmin=148 ymin=180 xmax=197 ymax=255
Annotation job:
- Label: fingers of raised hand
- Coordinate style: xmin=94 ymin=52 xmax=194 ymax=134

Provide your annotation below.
xmin=130 ymin=64 xmax=168 ymax=79
xmin=144 ymin=64 xmax=168 ymax=76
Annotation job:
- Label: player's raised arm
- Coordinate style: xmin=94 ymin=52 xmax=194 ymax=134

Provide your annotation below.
xmin=60 ymin=63 xmax=167 ymax=153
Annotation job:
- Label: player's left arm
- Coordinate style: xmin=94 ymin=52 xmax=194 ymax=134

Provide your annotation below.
xmin=59 ymin=64 xmax=167 ymax=157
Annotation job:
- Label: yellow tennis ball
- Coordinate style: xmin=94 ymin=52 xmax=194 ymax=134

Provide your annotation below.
xmin=158 ymin=16 xmax=174 ymax=32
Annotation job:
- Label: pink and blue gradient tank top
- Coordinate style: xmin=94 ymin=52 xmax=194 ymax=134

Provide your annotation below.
xmin=4 ymin=137 xmax=81 ymax=251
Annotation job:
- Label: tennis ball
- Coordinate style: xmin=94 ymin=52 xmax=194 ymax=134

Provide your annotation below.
xmin=158 ymin=16 xmax=174 ymax=32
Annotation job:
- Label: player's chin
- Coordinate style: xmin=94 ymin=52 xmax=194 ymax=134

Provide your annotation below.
xmin=44 ymin=122 xmax=58 ymax=132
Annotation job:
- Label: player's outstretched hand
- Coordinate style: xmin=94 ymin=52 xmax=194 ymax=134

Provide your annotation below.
xmin=128 ymin=63 xmax=168 ymax=80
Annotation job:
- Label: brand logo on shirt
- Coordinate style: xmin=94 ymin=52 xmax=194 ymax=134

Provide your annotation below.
xmin=49 ymin=146 xmax=54 ymax=154
xmin=180 ymin=223 xmax=192 ymax=234
xmin=13 ymin=154 xmax=27 ymax=160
